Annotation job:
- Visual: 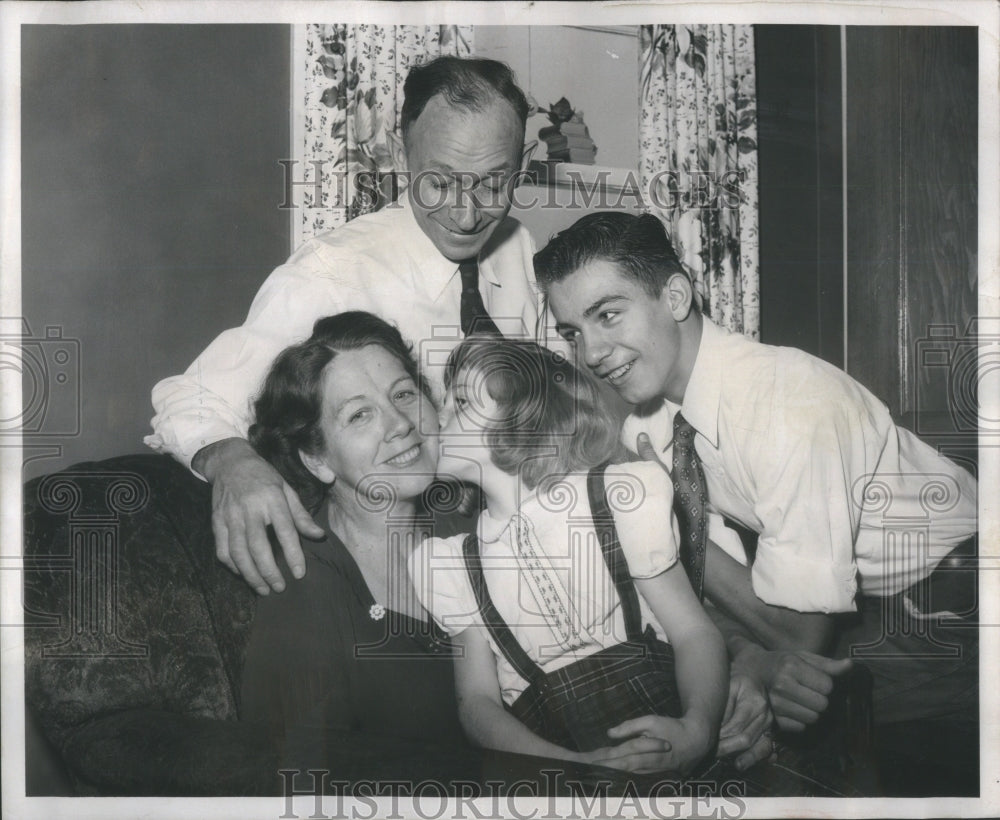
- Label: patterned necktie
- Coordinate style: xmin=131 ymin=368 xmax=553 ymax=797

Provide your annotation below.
xmin=672 ymin=411 xmax=708 ymax=600
xmin=459 ymin=258 xmax=501 ymax=336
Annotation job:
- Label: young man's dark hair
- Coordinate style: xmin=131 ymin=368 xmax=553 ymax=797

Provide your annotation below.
xmin=533 ymin=211 xmax=692 ymax=302
xmin=401 ymin=56 xmax=530 ymax=140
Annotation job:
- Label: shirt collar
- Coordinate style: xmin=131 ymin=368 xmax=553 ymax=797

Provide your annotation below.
xmin=393 ymin=195 xmax=506 ymax=301
xmin=477 ymin=492 xmax=542 ymax=545
xmin=678 ymin=316 xmax=725 ymax=449
xmin=392 ymin=197 xmax=461 ymax=301
xmin=475 ymin=227 xmax=504 ymax=288
xmin=477 ymin=506 xmax=512 ymax=545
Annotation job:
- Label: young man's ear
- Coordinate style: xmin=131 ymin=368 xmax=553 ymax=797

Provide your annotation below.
xmin=299 ymin=449 xmax=336 ymax=486
xmin=665 ymin=272 xmax=695 ymax=321
xmin=386 ymin=129 xmax=407 ymax=174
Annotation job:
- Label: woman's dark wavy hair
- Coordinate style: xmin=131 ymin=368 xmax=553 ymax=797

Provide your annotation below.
xmin=248 ymin=311 xmax=430 ymax=513
xmin=444 ymin=336 xmax=625 ymax=491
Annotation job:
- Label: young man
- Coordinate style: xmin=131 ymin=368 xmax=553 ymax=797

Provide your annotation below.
xmin=147 ymin=57 xmax=543 ymax=595
xmin=535 ymin=211 xmax=978 ymax=748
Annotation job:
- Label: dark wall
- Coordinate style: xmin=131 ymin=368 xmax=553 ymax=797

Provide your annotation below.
xmin=20 ymin=25 xmax=291 ymax=480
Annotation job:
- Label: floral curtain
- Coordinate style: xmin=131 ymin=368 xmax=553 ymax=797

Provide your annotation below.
xmin=639 ymin=25 xmax=759 ymax=338
xmin=296 ymin=25 xmax=473 ymax=246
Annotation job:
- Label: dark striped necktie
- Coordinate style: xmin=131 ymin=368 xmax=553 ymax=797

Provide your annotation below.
xmin=459 ymin=258 xmax=501 ymax=337
xmin=672 ymin=411 xmax=708 ymax=600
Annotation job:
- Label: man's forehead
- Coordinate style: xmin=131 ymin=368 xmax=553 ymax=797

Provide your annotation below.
xmin=548 ymin=263 xmax=642 ymax=316
xmin=555 ymin=261 xmax=632 ymax=295
xmin=418 ymin=91 xmax=518 ymax=121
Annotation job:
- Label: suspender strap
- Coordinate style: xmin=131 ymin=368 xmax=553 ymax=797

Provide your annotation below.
xmin=586 ymin=464 xmax=644 ymax=642
xmin=462 ymin=467 xmax=645 ymax=688
xmin=461 ymin=533 xmax=546 ymax=687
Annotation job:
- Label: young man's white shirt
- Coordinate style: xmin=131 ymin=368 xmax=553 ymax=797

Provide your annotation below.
xmin=622 ymin=317 xmax=977 ymax=613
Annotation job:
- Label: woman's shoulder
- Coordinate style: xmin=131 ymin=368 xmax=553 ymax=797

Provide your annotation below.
xmin=255 ymin=537 xmax=355 ymax=618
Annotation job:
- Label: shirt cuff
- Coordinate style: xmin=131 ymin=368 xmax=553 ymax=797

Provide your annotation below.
xmin=751 ymin=547 xmax=858 ymax=614
xmin=143 ymin=420 xmax=245 ymax=478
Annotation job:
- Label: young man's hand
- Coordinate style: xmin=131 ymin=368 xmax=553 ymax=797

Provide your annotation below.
xmin=716 ymin=671 xmax=775 ymax=770
xmin=194 ymin=438 xmax=324 ymax=594
xmin=732 ymin=641 xmax=852 ymax=730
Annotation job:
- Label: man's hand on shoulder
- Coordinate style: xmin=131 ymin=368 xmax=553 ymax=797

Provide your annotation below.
xmin=194 ymin=438 xmax=324 ymax=595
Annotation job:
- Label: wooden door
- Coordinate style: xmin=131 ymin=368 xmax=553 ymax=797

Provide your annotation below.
xmin=845 ymin=27 xmax=978 ymax=451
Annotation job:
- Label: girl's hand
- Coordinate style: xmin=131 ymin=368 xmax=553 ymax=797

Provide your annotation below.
xmin=605 ymin=714 xmax=713 ymax=775
xmin=575 ymin=734 xmax=672 ymax=774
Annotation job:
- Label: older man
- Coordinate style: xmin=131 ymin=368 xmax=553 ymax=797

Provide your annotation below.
xmin=147 ymin=57 xmax=544 ymax=594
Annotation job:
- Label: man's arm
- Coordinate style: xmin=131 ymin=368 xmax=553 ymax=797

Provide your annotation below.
xmin=636 ymin=429 xmax=855 ymax=731
xmin=701 ymin=383 xmax=877 ymax=727
xmin=149 ymin=260 xmax=342 ymax=591
xmin=148 ymin=261 xmax=340 ymax=468
xmin=704 ymin=548 xmax=852 ymax=732
xmin=705 ymin=541 xmax=834 ymax=653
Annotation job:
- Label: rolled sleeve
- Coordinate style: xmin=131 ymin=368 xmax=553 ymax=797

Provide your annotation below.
xmin=751 ymin=542 xmax=858 ymax=613
xmin=143 ymin=412 xmax=245 ymax=473
xmin=746 ymin=374 xmax=882 ymax=614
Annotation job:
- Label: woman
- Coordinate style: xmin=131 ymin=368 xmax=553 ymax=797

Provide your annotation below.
xmin=239 ymin=311 xmax=466 ymax=763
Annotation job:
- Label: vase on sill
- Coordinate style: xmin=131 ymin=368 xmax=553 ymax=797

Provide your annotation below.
xmin=531 ymin=96 xmax=598 ymax=165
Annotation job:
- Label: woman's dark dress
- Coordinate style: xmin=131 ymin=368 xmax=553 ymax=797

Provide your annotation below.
xmin=240 ymin=520 xmax=465 ymax=767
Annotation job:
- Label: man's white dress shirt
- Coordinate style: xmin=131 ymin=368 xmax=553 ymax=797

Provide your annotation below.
xmin=146 ymin=199 xmax=548 ymax=468
xmin=622 ymin=318 xmax=977 ymax=614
